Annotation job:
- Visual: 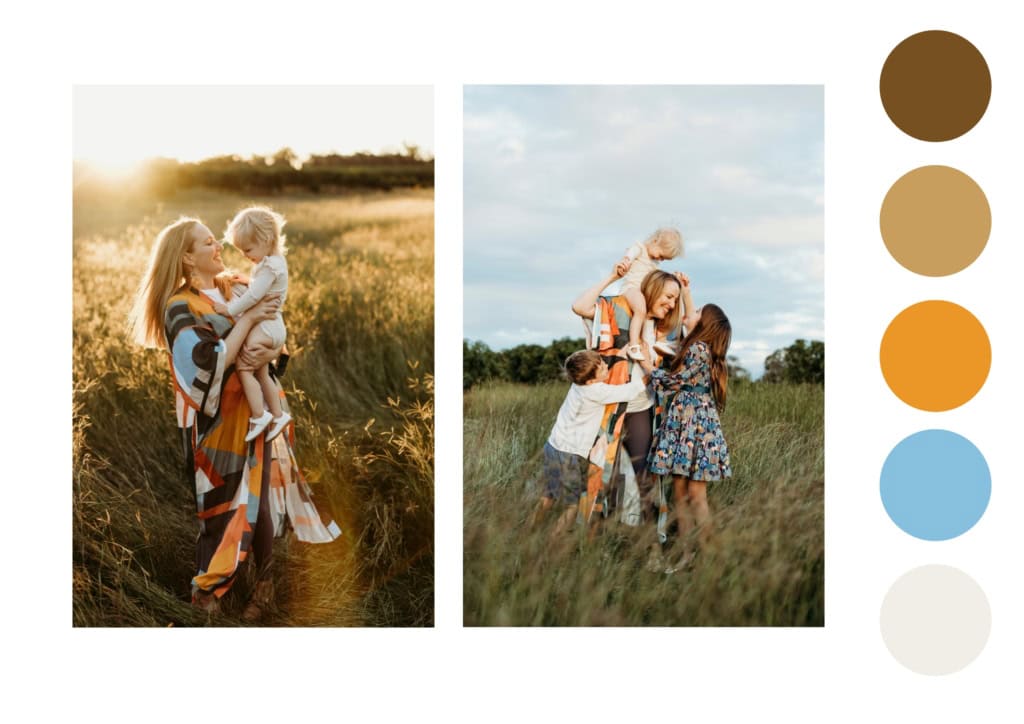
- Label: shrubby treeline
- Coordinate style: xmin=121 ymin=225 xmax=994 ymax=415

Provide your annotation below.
xmin=76 ymin=145 xmax=434 ymax=198
xmin=464 ymin=337 xmax=823 ymax=389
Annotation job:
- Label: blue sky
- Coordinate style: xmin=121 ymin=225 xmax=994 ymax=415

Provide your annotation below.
xmin=463 ymin=85 xmax=823 ymax=378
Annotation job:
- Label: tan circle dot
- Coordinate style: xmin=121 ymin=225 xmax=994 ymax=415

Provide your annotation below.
xmin=880 ymin=165 xmax=990 ymax=276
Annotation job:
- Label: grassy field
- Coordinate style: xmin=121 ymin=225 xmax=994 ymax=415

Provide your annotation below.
xmin=73 ymin=187 xmax=434 ymax=626
xmin=463 ymin=380 xmax=823 ymax=626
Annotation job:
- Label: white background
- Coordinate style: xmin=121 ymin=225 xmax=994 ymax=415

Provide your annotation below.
xmin=4 ymin=0 xmax=1020 ymax=721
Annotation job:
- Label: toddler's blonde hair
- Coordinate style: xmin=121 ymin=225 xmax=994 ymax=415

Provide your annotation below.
xmin=225 ymin=206 xmax=287 ymax=256
xmin=646 ymin=227 xmax=683 ymax=259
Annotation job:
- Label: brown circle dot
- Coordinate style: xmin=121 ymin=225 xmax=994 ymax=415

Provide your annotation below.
xmin=880 ymin=165 xmax=990 ymax=276
xmin=880 ymin=30 xmax=991 ymax=142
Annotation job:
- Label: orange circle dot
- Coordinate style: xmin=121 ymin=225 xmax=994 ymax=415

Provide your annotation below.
xmin=880 ymin=301 xmax=990 ymax=411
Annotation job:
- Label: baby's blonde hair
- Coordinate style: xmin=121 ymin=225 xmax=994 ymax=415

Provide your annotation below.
xmin=646 ymin=227 xmax=683 ymax=259
xmin=225 ymin=206 xmax=287 ymax=256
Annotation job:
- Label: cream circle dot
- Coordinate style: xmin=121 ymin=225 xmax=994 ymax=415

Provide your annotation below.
xmin=880 ymin=565 xmax=990 ymax=675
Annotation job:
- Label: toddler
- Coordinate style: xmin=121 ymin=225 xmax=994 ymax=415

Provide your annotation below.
xmin=213 ymin=206 xmax=292 ymax=442
xmin=618 ymin=227 xmax=683 ymax=360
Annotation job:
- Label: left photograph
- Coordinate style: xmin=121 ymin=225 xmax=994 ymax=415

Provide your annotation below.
xmin=73 ymin=86 xmax=434 ymax=626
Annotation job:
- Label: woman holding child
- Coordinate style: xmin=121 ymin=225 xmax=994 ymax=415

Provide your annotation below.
xmin=128 ymin=211 xmax=339 ymax=621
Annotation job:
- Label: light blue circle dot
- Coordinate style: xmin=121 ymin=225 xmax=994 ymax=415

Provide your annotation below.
xmin=880 ymin=429 xmax=990 ymax=541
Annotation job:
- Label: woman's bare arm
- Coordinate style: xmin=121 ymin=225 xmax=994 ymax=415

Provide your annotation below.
xmin=571 ymin=263 xmax=627 ymax=319
xmin=221 ymin=294 xmax=281 ymax=366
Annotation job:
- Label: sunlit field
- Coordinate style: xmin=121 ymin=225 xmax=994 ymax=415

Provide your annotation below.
xmin=73 ymin=187 xmax=434 ymax=626
xmin=463 ymin=381 xmax=823 ymax=626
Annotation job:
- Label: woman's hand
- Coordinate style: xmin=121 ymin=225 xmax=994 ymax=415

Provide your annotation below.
xmin=220 ymin=294 xmax=281 ymax=369
xmin=614 ymin=260 xmax=629 ymax=278
xmin=572 ymin=266 xmax=625 ymax=319
xmin=237 ymin=341 xmax=279 ymax=372
xmin=675 ymin=271 xmax=690 ymax=288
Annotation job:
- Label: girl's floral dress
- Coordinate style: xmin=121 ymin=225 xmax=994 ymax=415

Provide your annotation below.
xmin=647 ymin=340 xmax=732 ymax=481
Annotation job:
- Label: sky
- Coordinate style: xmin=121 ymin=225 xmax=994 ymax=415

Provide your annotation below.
xmin=463 ymin=85 xmax=824 ymax=378
xmin=73 ymin=85 xmax=433 ymax=172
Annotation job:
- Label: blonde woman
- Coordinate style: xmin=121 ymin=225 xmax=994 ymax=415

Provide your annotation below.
xmin=129 ymin=217 xmax=339 ymax=620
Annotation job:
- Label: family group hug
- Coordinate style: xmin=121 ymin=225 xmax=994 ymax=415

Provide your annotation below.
xmin=536 ymin=227 xmax=733 ymax=573
xmin=128 ymin=207 xmax=340 ymax=620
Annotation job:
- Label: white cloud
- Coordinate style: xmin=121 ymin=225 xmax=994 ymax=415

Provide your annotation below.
xmin=727 ymin=213 xmax=823 ymax=247
xmin=464 ymin=85 xmax=824 ymax=378
xmin=496 ymin=137 xmax=526 ymax=163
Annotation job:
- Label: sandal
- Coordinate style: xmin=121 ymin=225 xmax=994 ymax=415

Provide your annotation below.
xmin=241 ymin=580 xmax=275 ymax=623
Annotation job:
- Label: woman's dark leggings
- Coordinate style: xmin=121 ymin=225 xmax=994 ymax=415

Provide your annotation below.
xmin=622 ymin=408 xmax=654 ymax=499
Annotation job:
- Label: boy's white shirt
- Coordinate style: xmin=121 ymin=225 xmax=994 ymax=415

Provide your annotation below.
xmin=226 ymin=254 xmax=288 ymax=317
xmin=547 ymin=366 xmax=646 ymax=458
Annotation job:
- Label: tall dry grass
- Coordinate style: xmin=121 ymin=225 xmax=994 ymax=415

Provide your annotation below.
xmin=463 ymin=381 xmax=823 ymax=626
xmin=73 ymin=188 xmax=434 ymax=626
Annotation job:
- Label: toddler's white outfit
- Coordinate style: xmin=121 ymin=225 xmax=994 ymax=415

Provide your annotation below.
xmin=227 ymin=255 xmax=288 ymax=347
xmin=621 ymin=243 xmax=660 ymax=359
xmin=621 ymin=243 xmax=659 ymax=293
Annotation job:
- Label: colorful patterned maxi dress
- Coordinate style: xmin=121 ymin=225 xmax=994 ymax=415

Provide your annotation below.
xmin=582 ymin=294 xmax=680 ymax=521
xmin=165 ymin=286 xmax=341 ymax=599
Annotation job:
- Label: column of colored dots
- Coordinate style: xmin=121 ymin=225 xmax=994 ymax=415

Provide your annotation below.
xmin=876 ymin=30 xmax=992 ymax=675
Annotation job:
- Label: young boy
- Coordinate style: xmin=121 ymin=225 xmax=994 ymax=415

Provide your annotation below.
xmin=536 ymin=349 xmax=648 ymax=533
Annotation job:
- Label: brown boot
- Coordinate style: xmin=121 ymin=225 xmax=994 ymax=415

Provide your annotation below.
xmin=241 ymin=580 xmax=274 ymax=623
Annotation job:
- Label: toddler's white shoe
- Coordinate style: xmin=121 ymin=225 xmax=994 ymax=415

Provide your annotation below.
xmin=626 ymin=343 xmax=646 ymax=361
xmin=265 ymin=413 xmax=292 ymax=442
xmin=245 ymin=411 xmax=274 ymax=442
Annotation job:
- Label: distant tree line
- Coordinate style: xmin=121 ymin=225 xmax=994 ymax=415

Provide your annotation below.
xmin=77 ymin=145 xmax=433 ymax=198
xmin=464 ymin=337 xmax=823 ymax=390
xmin=761 ymin=339 xmax=824 ymax=384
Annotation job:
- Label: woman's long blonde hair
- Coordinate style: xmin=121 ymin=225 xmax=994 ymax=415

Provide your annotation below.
xmin=127 ymin=217 xmax=201 ymax=349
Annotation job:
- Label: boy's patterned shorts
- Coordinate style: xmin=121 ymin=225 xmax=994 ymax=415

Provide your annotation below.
xmin=542 ymin=442 xmax=590 ymax=504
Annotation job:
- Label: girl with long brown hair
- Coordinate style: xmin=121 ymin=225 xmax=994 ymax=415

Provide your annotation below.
xmin=646 ymin=303 xmax=733 ymax=569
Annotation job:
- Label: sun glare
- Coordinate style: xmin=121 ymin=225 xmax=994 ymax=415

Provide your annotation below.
xmin=79 ymin=154 xmax=144 ymax=182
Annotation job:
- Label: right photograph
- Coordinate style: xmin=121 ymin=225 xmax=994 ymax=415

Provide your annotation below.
xmin=463 ymin=85 xmax=823 ymax=626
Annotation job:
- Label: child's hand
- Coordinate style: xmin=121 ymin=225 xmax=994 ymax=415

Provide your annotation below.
xmin=637 ymin=343 xmax=655 ymax=373
xmin=213 ymin=302 xmax=229 ymax=315
xmin=614 ymin=260 xmax=630 ymax=278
